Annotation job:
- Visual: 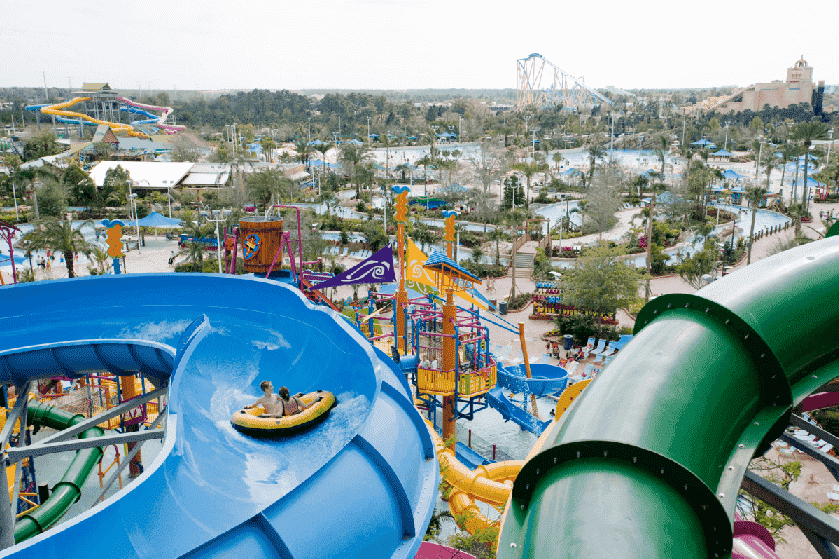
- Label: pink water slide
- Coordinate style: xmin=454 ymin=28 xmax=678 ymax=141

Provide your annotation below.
xmin=118 ymin=97 xmax=185 ymax=134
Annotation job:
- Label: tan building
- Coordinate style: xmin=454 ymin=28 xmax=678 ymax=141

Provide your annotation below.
xmin=713 ymin=56 xmax=821 ymax=113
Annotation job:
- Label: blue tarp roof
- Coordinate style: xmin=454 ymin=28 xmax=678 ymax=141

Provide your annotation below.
xmin=560 ymin=167 xmax=581 ymax=176
xmin=711 ymin=149 xmax=732 ymax=157
xmin=424 ymin=251 xmax=481 ymax=283
xmin=691 ymin=139 xmax=715 ymax=146
xmin=347 ymin=139 xmax=364 ymax=145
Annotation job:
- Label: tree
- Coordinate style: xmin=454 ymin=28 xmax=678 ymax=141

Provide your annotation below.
xmin=176 ymin=211 xmax=213 ymax=272
xmin=35 ymin=176 xmax=69 ymax=218
xmin=19 ymin=218 xmax=94 ymax=278
xmin=339 ymin=143 xmax=372 ymax=200
xmin=562 ymin=244 xmax=641 ymax=340
xmin=745 ymin=186 xmax=767 ymax=265
xmin=295 ymin=139 xmax=312 ymax=167
xmin=793 ymin=120 xmax=828 ymax=212
xmin=63 ymin=164 xmax=97 ymax=207
xmin=644 ymin=173 xmax=668 ymax=301
xmin=512 ymin=160 xmax=549 ymax=205
xmin=260 ymin=137 xmax=276 ymax=163
xmin=100 ymin=165 xmax=131 ymax=209
xmin=246 ymin=169 xmax=284 ymax=208
xmin=677 ymin=237 xmax=718 ymax=289
xmin=487 ymin=227 xmax=506 ymax=266
xmin=586 ymin=143 xmax=606 ymax=183
xmin=23 ymin=132 xmax=62 ymax=162
xmin=583 ymin=174 xmax=621 ymax=236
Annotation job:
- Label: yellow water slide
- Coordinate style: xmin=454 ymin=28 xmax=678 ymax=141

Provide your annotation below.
xmin=41 ymin=97 xmax=149 ymax=138
xmin=426 ymin=378 xmax=594 ymax=534
xmin=424 ymin=418 xmax=522 ymax=534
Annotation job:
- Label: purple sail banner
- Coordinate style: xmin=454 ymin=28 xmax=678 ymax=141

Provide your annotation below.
xmin=310 ymin=245 xmax=396 ymax=290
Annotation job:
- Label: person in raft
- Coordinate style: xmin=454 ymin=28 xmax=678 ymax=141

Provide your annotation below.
xmin=245 ymin=381 xmax=314 ymax=418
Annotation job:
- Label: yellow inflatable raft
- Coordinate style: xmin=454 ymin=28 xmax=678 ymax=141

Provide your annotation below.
xmin=231 ymin=391 xmax=337 ymax=437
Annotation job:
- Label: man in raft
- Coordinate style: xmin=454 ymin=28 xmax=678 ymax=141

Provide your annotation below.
xmin=245 ymin=381 xmax=314 ymax=418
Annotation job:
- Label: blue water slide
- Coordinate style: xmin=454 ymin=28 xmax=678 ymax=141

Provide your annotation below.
xmin=0 ymin=274 xmax=438 ymax=559
xmin=119 ymin=105 xmax=160 ymax=126
xmin=486 ymin=387 xmax=550 ymax=436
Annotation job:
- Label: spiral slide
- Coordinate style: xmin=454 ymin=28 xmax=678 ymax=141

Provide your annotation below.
xmin=0 ymin=274 xmax=438 ymax=559
xmin=498 ymin=236 xmax=839 ymax=558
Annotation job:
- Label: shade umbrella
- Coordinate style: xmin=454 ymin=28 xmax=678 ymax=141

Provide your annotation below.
xmin=128 ymin=211 xmax=183 ymax=239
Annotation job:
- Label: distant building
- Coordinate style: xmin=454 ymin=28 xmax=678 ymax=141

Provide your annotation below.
xmin=712 ymin=56 xmax=823 ymax=113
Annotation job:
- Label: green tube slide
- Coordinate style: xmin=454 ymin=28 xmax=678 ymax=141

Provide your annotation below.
xmin=14 ymin=401 xmax=104 ymax=543
xmin=498 ymin=237 xmax=839 ymax=558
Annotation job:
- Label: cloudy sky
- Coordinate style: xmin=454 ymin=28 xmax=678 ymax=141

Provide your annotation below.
xmin=5 ymin=0 xmax=836 ymax=92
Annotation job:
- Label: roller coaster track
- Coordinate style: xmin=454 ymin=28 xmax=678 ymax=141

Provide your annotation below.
xmin=516 ymin=53 xmax=613 ymax=111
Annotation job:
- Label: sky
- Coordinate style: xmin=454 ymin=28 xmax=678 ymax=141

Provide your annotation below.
xmin=4 ymin=0 xmax=837 ymax=93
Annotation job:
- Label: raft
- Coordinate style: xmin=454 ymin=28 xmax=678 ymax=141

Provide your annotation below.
xmin=231 ymin=390 xmax=337 ymax=437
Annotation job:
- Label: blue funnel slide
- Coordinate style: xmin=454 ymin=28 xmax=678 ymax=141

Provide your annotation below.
xmin=0 ymin=274 xmax=438 ymax=559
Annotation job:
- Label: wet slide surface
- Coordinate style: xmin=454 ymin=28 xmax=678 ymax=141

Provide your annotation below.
xmin=0 ymin=274 xmax=437 ymax=559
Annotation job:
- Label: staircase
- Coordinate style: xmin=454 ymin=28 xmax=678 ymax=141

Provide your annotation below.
xmin=509 ymin=252 xmax=535 ymax=278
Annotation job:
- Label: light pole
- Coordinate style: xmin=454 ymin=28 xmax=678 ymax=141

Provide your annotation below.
xmin=207 ymin=209 xmax=224 ymax=273
xmin=724 ymin=121 xmax=730 ymax=151
xmin=128 ymin=193 xmax=140 ymax=254
xmin=755 ymin=136 xmax=765 ymax=180
xmin=307 ymin=118 xmax=311 ymax=145
xmin=828 ymin=129 xmax=835 ymax=167
xmin=367 ymin=116 xmax=371 ymax=145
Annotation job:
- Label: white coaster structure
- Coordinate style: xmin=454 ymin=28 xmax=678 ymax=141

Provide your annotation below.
xmin=516 ymin=53 xmax=614 ymax=111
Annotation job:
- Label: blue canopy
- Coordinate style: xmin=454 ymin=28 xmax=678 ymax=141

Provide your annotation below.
xmin=424 ymin=251 xmax=481 ymax=283
xmin=347 ymin=139 xmax=364 ymax=145
xmin=442 ymin=182 xmax=467 ymax=193
xmin=691 ymin=139 xmax=714 ymax=147
xmin=560 ymin=167 xmax=581 ymax=176
xmin=802 ymin=177 xmax=826 ymax=187
xmin=307 ymin=159 xmax=337 ymax=169
xmin=132 ymin=212 xmax=183 ymax=228
xmin=722 ymin=170 xmax=746 ymax=180
xmin=711 ymin=149 xmax=732 ymax=157
xmin=785 ymin=161 xmax=817 ymax=173
xmin=308 ymin=139 xmax=324 ymax=146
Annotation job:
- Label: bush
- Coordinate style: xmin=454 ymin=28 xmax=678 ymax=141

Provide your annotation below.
xmin=459 ymin=260 xmax=506 ymax=279
xmin=554 ymin=313 xmax=596 ymax=347
xmin=507 ymin=292 xmax=532 ymax=311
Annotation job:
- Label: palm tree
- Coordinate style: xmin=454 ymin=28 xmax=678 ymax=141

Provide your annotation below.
xmin=176 ymin=212 xmax=213 ymax=272
xmin=19 ymin=219 xmax=94 ymax=278
xmin=656 ymin=135 xmax=668 ymax=184
xmin=644 ymin=173 xmax=667 ymax=302
xmin=339 ymin=143 xmax=371 ymax=200
xmin=512 ymin=161 xmax=549 ymax=206
xmin=587 ymin=143 xmax=606 ymax=184
xmin=745 ymin=186 xmax=767 ymax=265
xmin=487 ymin=226 xmax=506 ymax=266
xmin=793 ymin=120 xmax=828 ymax=213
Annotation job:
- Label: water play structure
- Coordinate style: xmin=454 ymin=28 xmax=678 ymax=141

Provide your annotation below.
xmin=25 ymin=84 xmax=184 ymax=139
xmin=4 ymin=199 xmax=839 ymax=557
